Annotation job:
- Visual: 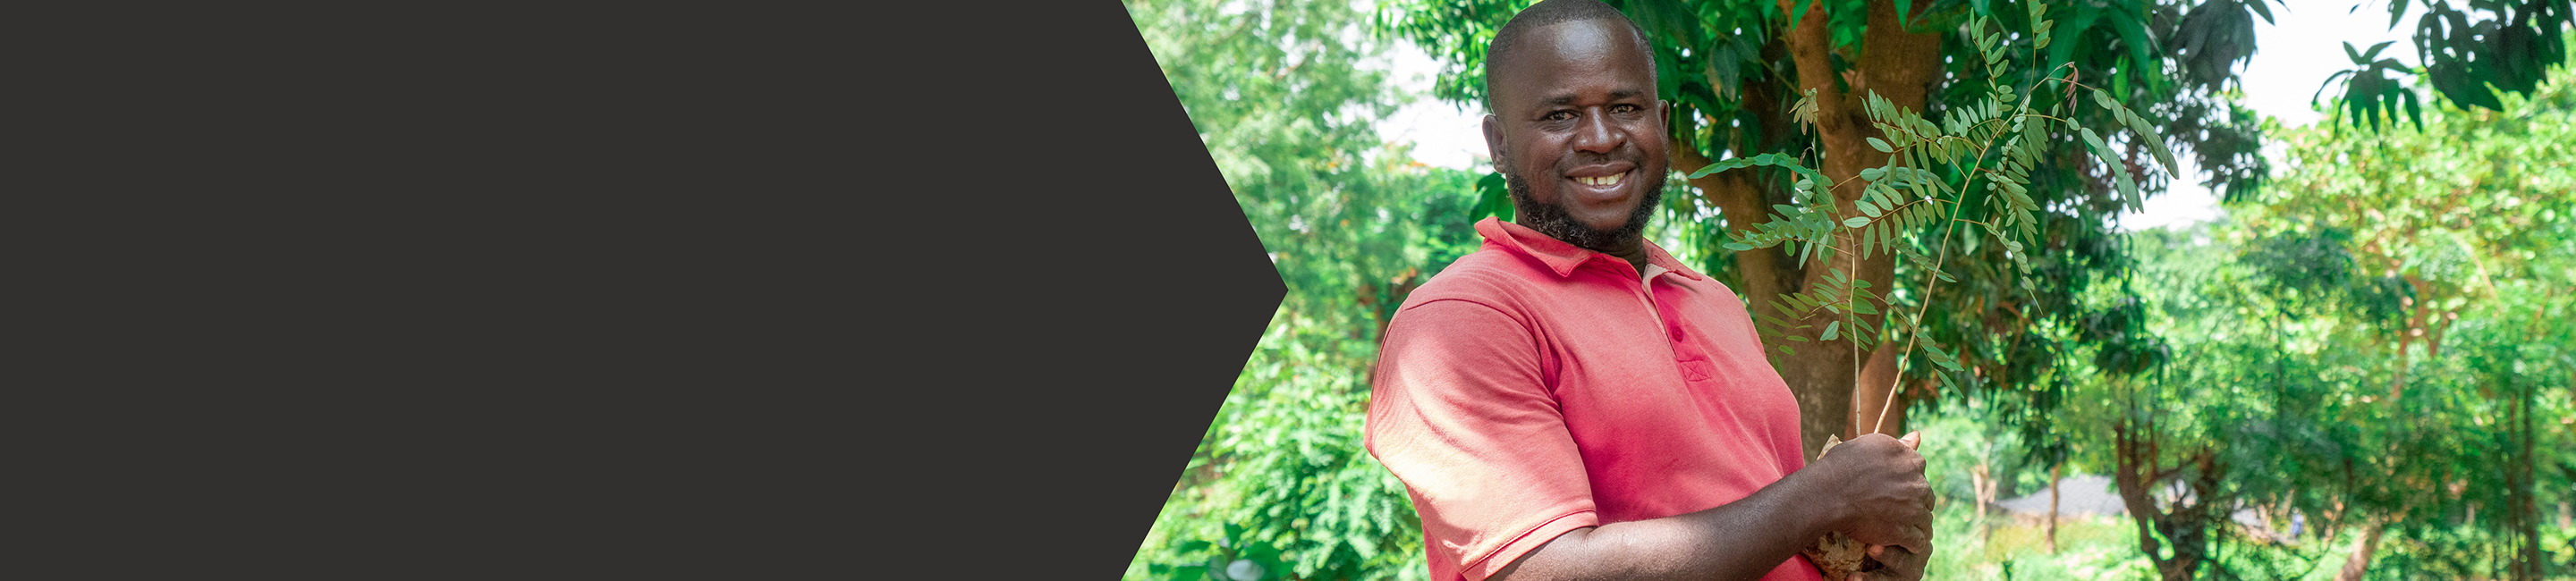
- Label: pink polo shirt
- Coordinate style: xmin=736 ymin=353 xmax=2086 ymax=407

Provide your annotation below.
xmin=1365 ymin=218 xmax=1823 ymax=581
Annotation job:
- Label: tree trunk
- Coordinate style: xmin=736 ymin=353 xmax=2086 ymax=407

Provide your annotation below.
xmin=1739 ymin=0 xmax=1944 ymax=458
xmin=2047 ymin=463 xmax=2062 ymax=554
xmin=1970 ymin=460 xmax=1997 ymax=542
xmin=2513 ymin=377 xmax=2540 ymax=581
xmin=2334 ymin=520 xmax=2385 ymax=581
xmin=2114 ymin=420 xmax=2216 ymax=581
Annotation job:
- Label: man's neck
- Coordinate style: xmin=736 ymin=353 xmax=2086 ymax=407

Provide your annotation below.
xmin=1599 ymin=238 xmax=1648 ymax=274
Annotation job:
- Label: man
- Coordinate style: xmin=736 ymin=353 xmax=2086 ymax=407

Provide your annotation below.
xmin=1361 ymin=2 xmax=1936 ymax=581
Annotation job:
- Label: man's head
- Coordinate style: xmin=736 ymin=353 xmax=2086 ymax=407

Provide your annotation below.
xmin=1482 ymin=0 xmax=1670 ymax=254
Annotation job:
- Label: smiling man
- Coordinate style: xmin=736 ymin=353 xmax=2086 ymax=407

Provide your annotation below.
xmin=1361 ymin=2 xmax=1934 ymax=581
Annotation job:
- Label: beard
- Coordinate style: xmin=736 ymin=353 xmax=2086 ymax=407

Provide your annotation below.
xmin=1507 ymin=169 xmax=1665 ymax=253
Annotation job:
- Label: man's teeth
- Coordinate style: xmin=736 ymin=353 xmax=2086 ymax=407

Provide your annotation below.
xmin=1577 ymin=173 xmax=1625 ymax=186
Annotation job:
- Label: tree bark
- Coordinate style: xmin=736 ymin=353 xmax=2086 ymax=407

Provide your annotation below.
xmin=2513 ymin=377 xmax=2540 ymax=581
xmin=2047 ymin=463 xmax=2062 ymax=554
xmin=1970 ymin=460 xmax=1997 ymax=542
xmin=2114 ymin=419 xmax=2216 ymax=581
xmin=2333 ymin=520 xmax=2385 ymax=581
xmin=1751 ymin=0 xmax=1945 ymax=458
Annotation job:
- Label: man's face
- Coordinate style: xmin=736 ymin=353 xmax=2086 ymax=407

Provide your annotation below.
xmin=1483 ymin=19 xmax=1670 ymax=251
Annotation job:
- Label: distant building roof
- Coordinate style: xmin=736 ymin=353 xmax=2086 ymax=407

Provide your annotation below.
xmin=1991 ymin=475 xmax=2125 ymax=518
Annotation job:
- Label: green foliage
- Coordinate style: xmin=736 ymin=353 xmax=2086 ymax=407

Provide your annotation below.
xmin=1465 ymin=172 xmax=1513 ymax=224
xmin=1139 ymin=308 xmax=1442 ymax=581
xmin=2322 ymin=0 xmax=2574 ymax=131
xmin=2241 ymin=56 xmax=2576 ymax=579
xmin=2039 ymin=52 xmax=2576 ymax=579
xmin=2320 ymin=40 xmax=2427 ymax=131
xmin=1122 ymin=0 xmax=1488 ymax=579
xmin=1693 ymin=8 xmax=2181 ymax=428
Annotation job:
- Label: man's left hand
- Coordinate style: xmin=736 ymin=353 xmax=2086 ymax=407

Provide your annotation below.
xmin=1848 ymin=544 xmax=1928 ymax=581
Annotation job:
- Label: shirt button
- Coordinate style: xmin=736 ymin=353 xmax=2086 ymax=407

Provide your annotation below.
xmin=1670 ymin=327 xmax=1685 ymax=341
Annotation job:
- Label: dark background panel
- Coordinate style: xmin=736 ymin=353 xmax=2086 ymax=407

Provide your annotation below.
xmin=16 ymin=2 xmax=1271 ymax=577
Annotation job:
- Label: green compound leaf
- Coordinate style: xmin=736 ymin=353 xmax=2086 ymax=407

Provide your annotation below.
xmin=2091 ymin=88 xmax=2180 ymax=177
xmin=1688 ymin=153 xmax=1829 ymax=195
xmin=2079 ymin=127 xmax=2142 ymax=212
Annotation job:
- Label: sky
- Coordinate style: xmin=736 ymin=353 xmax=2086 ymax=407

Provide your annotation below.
xmin=1372 ymin=0 xmax=2428 ymax=231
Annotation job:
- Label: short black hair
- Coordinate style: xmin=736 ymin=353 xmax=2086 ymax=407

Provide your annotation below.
xmin=1484 ymin=0 xmax=1658 ymax=114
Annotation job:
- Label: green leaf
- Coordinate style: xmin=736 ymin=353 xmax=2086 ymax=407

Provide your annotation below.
xmin=1470 ymin=171 xmax=1513 ymax=223
xmin=2078 ymin=127 xmax=2142 ymax=211
xmin=1705 ymin=42 xmax=1741 ymax=98
xmin=1820 ymin=321 xmax=1841 ymax=341
xmin=1844 ymin=216 xmax=1872 ymax=228
xmin=1687 ymin=153 xmax=1827 ymax=190
xmin=1868 ymin=137 xmax=1894 ymax=153
xmin=2043 ymin=2 xmax=2101 ymax=71
xmin=2359 ymin=39 xmax=2395 ymax=62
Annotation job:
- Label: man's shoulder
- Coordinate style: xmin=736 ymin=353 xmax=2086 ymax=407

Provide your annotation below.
xmin=1401 ymin=246 xmax=1554 ymax=310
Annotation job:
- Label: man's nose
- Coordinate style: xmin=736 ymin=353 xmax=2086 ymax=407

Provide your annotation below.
xmin=1571 ymin=109 xmax=1621 ymax=154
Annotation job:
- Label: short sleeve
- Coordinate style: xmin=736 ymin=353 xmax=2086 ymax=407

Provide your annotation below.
xmin=1365 ymin=299 xmax=1598 ymax=581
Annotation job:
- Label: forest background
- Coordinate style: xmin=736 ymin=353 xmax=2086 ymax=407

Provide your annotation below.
xmin=1118 ymin=0 xmax=2575 ymax=578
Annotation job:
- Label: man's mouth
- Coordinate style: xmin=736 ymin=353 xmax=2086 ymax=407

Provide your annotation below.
xmin=1573 ymin=172 xmax=1627 ymax=187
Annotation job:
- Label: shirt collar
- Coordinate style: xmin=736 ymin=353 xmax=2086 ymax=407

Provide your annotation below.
xmin=1474 ymin=217 xmax=1705 ymax=282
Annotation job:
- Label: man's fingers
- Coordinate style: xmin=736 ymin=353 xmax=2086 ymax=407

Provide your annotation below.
xmin=1865 ymin=546 xmax=1928 ymax=581
xmin=1898 ymin=526 xmax=1930 ymax=555
xmin=1897 ymin=432 xmax=1920 ymax=450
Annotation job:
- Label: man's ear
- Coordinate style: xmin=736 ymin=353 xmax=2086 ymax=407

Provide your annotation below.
xmin=1658 ymin=100 xmax=1676 ymax=137
xmin=1480 ymin=114 xmax=1506 ymax=175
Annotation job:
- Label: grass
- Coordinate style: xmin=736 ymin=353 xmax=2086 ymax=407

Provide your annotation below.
xmin=1924 ymin=507 xmax=2160 ymax=580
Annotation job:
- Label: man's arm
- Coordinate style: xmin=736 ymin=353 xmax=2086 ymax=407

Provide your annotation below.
xmin=1488 ymin=434 xmax=1933 ymax=581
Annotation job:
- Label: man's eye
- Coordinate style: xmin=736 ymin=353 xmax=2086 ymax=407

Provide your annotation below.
xmin=1544 ymin=111 xmax=1576 ymax=122
xmin=1611 ymin=104 xmax=1640 ymax=114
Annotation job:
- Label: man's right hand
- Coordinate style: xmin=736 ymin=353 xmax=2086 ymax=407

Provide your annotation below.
xmin=1809 ymin=433 xmax=1934 ymax=554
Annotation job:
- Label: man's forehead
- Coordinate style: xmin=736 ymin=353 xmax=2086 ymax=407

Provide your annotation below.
xmin=1537 ymin=88 xmax=1650 ymax=106
xmin=1518 ymin=20 xmax=1635 ymax=62
xmin=1491 ymin=20 xmax=1653 ymax=106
